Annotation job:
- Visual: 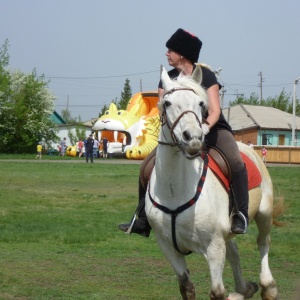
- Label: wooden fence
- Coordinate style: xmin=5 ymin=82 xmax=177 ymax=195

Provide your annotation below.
xmin=253 ymin=146 xmax=300 ymax=164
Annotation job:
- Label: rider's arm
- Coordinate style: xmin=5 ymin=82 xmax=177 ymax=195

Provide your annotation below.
xmin=206 ymin=83 xmax=221 ymax=129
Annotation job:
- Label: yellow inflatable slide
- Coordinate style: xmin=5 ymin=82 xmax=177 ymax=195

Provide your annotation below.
xmin=92 ymin=91 xmax=160 ymax=160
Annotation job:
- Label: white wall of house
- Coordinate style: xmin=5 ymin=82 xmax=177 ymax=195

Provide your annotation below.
xmin=50 ymin=126 xmax=92 ymax=149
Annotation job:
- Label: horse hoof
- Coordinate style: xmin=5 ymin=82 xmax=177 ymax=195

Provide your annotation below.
xmin=251 ymin=282 xmax=259 ymax=293
xmin=244 ymin=281 xmax=259 ymax=298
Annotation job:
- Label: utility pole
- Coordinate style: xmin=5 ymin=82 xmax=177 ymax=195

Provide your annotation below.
xmin=292 ymin=77 xmax=300 ymax=146
xmin=258 ymin=72 xmax=264 ymax=103
xmin=140 ymin=79 xmax=143 ymax=92
xmin=220 ymin=86 xmax=226 ymax=108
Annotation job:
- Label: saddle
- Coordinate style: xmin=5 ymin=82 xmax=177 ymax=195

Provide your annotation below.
xmin=140 ymin=146 xmax=262 ymax=193
xmin=208 ymin=147 xmax=262 ymax=192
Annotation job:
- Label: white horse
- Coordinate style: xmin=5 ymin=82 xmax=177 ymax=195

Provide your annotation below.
xmin=145 ymin=65 xmax=281 ymax=299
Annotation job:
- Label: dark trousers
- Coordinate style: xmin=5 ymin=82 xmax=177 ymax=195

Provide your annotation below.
xmin=86 ymin=148 xmax=93 ymax=162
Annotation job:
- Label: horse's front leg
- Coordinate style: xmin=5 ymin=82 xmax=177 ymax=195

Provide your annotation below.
xmin=206 ymin=239 xmax=227 ymax=300
xmin=178 ymin=271 xmax=196 ymax=300
xmin=156 ymin=237 xmax=195 ymax=300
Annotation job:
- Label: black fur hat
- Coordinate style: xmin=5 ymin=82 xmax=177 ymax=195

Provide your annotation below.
xmin=166 ymin=28 xmax=202 ymax=63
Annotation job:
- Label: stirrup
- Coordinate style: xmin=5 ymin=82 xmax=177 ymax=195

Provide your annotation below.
xmin=230 ymin=211 xmax=248 ymax=234
xmin=235 ymin=211 xmax=248 ymax=225
xmin=125 ymin=214 xmax=137 ymax=235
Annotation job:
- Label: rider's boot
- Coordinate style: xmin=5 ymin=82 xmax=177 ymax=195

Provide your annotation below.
xmin=230 ymin=166 xmax=249 ymax=234
xmin=118 ymin=179 xmax=151 ymax=237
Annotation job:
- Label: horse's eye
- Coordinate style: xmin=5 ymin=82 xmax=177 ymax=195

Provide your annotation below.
xmin=164 ymin=100 xmax=171 ymax=107
xmin=199 ymin=101 xmax=204 ymax=107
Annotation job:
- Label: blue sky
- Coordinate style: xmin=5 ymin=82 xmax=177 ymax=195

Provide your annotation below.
xmin=1 ymin=0 xmax=300 ymax=121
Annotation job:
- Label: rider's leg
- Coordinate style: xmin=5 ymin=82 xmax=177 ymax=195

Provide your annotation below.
xmin=230 ymin=166 xmax=249 ymax=234
xmin=206 ymin=129 xmax=249 ymax=234
xmin=118 ymin=148 xmax=157 ymax=237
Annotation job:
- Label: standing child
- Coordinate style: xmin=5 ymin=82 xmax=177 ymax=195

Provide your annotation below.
xmin=36 ymin=142 xmax=42 ymax=159
xmin=262 ymin=147 xmax=267 ymax=165
xmin=78 ymin=140 xmax=84 ymax=157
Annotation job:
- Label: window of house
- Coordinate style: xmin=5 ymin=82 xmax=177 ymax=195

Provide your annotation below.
xmin=262 ymin=133 xmax=273 ymax=145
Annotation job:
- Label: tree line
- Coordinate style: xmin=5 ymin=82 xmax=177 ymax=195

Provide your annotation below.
xmin=229 ymin=91 xmax=300 ymax=115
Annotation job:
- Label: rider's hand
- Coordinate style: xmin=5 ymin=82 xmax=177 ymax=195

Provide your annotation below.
xmin=202 ymin=124 xmax=210 ymax=135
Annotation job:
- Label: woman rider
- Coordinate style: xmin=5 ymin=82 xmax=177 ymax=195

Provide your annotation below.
xmin=119 ymin=28 xmax=249 ymax=235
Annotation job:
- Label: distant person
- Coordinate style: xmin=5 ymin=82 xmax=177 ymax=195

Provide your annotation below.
xmin=94 ymin=137 xmax=100 ymax=158
xmin=78 ymin=140 xmax=84 ymax=157
xmin=60 ymin=137 xmax=67 ymax=156
xmin=85 ymin=134 xmax=94 ymax=163
xmin=102 ymin=137 xmax=109 ymax=159
xmin=35 ymin=142 xmax=42 ymax=159
xmin=262 ymin=147 xmax=267 ymax=165
xmin=247 ymin=141 xmax=254 ymax=149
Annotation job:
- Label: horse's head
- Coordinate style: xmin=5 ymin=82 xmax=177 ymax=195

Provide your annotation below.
xmin=158 ymin=65 xmax=209 ymax=159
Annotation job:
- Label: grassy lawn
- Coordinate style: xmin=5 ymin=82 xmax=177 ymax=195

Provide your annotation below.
xmin=0 ymin=159 xmax=299 ymax=299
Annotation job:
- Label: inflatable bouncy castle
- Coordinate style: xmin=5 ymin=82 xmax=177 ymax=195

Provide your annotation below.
xmin=92 ymin=92 xmax=160 ymax=160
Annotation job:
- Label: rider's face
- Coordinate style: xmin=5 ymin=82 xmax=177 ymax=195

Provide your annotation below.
xmin=166 ymin=49 xmax=182 ymax=67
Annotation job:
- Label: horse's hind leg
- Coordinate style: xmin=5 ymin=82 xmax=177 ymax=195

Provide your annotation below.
xmin=226 ymin=240 xmax=259 ymax=298
xmin=254 ymin=209 xmax=278 ymax=299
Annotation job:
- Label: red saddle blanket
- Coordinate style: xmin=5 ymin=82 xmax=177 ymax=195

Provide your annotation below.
xmin=208 ymin=152 xmax=262 ymax=192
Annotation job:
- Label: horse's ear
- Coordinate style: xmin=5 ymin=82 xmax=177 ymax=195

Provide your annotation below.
xmin=191 ymin=65 xmax=203 ymax=84
xmin=161 ymin=66 xmax=173 ymax=90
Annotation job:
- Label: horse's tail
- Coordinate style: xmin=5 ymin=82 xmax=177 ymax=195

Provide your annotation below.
xmin=272 ymin=195 xmax=287 ymax=227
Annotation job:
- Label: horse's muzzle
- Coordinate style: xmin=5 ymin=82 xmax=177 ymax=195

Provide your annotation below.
xmin=181 ymin=137 xmax=203 ymax=159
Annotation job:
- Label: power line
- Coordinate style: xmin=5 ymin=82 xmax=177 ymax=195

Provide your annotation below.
xmin=43 ymin=69 xmax=159 ymax=79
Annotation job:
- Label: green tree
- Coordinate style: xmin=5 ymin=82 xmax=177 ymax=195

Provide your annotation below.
xmin=99 ymin=104 xmax=108 ymax=117
xmin=67 ymin=117 xmax=87 ymax=145
xmin=98 ymin=97 xmax=118 ymax=117
xmin=0 ymin=39 xmax=11 ymax=110
xmin=97 ymin=79 xmax=132 ymax=118
xmin=263 ymin=90 xmax=291 ymax=112
xmin=118 ymin=78 xmax=132 ymax=110
xmin=0 ymin=69 xmax=58 ymax=153
xmin=61 ymin=108 xmax=76 ymax=123
xmin=229 ymin=89 xmax=300 ymax=116
xmin=229 ymin=92 xmax=260 ymax=106
xmin=0 ymin=40 xmax=58 ymax=153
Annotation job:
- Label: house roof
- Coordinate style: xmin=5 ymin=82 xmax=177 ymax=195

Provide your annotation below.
xmin=49 ymin=111 xmax=66 ymax=125
xmin=222 ymin=104 xmax=300 ymax=131
xmin=83 ymin=118 xmax=98 ymax=127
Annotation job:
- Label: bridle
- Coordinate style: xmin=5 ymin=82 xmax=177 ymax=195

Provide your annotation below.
xmin=159 ymin=87 xmax=208 ymax=155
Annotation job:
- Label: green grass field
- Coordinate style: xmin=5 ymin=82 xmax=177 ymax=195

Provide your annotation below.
xmin=0 ymin=159 xmax=299 ymax=299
